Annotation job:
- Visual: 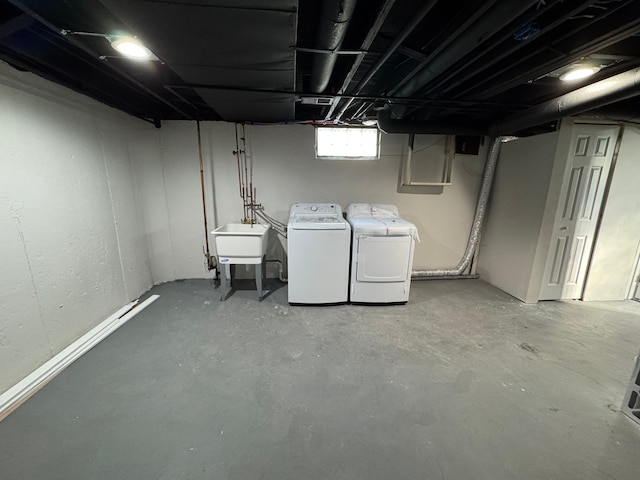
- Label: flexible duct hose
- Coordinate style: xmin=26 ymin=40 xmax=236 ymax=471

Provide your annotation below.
xmin=412 ymin=136 xmax=503 ymax=278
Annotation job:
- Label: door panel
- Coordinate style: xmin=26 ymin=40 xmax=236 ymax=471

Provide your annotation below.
xmin=356 ymin=235 xmax=411 ymax=282
xmin=581 ymin=166 xmax=602 ymax=220
xmin=562 ymin=166 xmax=582 ymax=220
xmin=539 ymin=124 xmax=619 ymax=300
xmin=567 ymin=235 xmax=587 ymax=285
xmin=549 ymin=236 xmax=569 ymax=286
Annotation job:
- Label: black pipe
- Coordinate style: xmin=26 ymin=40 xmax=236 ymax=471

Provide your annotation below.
xmin=7 ymin=0 xmax=193 ymax=120
xmin=377 ymin=66 xmax=640 ymax=136
xmin=494 ymin=67 xmax=640 ymax=135
xmin=310 ymin=0 xmax=358 ymax=94
xmin=470 ymin=16 xmax=640 ymax=103
xmin=377 ymin=108 xmax=488 ymax=135
xmin=390 ymin=1 xmax=540 ymax=119
xmin=444 ymin=0 xmax=624 ymax=100
xmin=333 ymin=0 xmax=439 ymax=120
xmin=324 ymin=0 xmax=396 ymax=120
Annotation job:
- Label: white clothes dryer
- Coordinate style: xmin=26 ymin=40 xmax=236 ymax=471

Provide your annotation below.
xmin=287 ymin=203 xmax=351 ymax=304
xmin=346 ymin=203 xmax=419 ymax=304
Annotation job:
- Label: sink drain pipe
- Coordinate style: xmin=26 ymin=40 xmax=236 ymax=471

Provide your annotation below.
xmin=411 ymin=136 xmax=503 ymax=280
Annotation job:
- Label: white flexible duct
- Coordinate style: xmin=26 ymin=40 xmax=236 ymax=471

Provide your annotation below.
xmin=412 ymin=136 xmax=503 ymax=278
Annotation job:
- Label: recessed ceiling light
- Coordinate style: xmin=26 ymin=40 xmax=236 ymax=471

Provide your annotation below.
xmin=110 ymin=36 xmax=153 ymax=59
xmin=559 ymin=66 xmax=600 ymax=82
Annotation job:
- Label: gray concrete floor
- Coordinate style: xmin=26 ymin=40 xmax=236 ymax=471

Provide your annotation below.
xmin=1 ymin=279 xmax=640 ymax=480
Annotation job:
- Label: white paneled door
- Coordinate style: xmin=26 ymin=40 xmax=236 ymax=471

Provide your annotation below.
xmin=539 ymin=124 xmax=620 ymax=301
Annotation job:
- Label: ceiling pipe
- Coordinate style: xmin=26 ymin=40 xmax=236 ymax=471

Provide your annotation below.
xmin=378 ymin=66 xmax=640 ymax=136
xmin=309 ymin=0 xmax=358 ymax=94
xmin=323 ymin=0 xmax=396 ymax=120
xmin=7 ymin=0 xmax=192 ymax=120
xmin=377 ymin=108 xmax=488 ymax=135
xmin=390 ymin=0 xmax=540 ymax=120
xmin=444 ymin=0 xmax=626 ymax=100
xmin=494 ymin=66 xmax=640 ymax=135
xmin=470 ymin=16 xmax=640 ymax=103
xmin=333 ymin=0 xmax=439 ymax=120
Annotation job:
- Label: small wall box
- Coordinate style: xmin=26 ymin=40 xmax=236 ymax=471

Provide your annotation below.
xmin=622 ymin=351 xmax=640 ymax=425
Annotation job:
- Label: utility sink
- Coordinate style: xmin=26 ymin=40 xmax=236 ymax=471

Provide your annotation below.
xmin=211 ymin=223 xmax=270 ymax=264
xmin=211 ymin=224 xmax=270 ymax=301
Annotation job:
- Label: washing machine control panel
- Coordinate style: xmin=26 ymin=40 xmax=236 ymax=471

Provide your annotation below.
xmin=290 ymin=203 xmax=342 ymax=215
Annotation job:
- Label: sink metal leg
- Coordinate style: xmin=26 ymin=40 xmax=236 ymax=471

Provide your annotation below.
xmin=220 ymin=263 xmax=234 ymax=301
xmin=255 ymin=257 xmax=263 ymax=301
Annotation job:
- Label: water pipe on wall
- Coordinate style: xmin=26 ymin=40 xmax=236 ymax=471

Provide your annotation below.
xmin=197 ymin=120 xmax=217 ymax=273
xmin=234 ymin=123 xmax=263 ymax=224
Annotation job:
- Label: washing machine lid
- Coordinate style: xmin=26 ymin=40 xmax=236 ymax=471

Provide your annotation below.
xmin=290 ymin=213 xmax=348 ymax=230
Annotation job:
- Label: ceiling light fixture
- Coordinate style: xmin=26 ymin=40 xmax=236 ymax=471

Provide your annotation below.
xmin=110 ymin=36 xmax=153 ymax=60
xmin=559 ymin=66 xmax=600 ymax=82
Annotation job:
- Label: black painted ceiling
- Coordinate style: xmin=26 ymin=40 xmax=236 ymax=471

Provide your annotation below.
xmin=1 ymin=0 xmax=640 ymax=130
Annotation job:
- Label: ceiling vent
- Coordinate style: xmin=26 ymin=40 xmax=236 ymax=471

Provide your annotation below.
xmin=300 ymin=97 xmax=334 ymax=106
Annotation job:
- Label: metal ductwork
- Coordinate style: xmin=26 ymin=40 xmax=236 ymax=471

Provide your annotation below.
xmin=377 ymin=108 xmax=488 ymax=135
xmin=391 ymin=1 xmax=540 ymax=119
xmin=310 ymin=0 xmax=358 ymax=94
xmin=332 ymin=0 xmax=438 ymax=120
xmin=412 ymin=136 xmax=503 ymax=279
xmin=379 ymin=66 xmax=640 ymax=136
xmin=394 ymin=66 xmax=640 ymax=279
xmin=493 ymin=67 xmax=640 ymax=135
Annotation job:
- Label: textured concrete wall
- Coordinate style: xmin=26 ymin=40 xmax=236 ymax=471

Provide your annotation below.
xmin=583 ymin=125 xmax=640 ymax=300
xmin=0 ymin=62 xmax=152 ymax=393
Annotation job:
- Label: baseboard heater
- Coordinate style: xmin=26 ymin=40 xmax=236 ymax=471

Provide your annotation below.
xmin=0 ymin=295 xmax=159 ymax=422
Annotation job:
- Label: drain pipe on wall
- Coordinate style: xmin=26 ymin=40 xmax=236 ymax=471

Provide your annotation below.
xmin=411 ymin=136 xmax=503 ymax=280
xmin=197 ymin=120 xmax=217 ymax=274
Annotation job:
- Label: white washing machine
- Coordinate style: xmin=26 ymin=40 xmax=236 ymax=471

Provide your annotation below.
xmin=287 ymin=203 xmax=351 ymax=304
xmin=347 ymin=203 xmax=418 ymax=304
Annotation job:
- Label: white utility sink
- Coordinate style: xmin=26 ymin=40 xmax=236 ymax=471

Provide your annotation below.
xmin=211 ymin=223 xmax=270 ymax=264
xmin=211 ymin=223 xmax=270 ymax=301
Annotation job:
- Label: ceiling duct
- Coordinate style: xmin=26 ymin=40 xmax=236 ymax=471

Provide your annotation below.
xmin=377 ymin=109 xmax=488 ymax=135
xmin=379 ymin=66 xmax=640 ymax=136
xmin=309 ymin=0 xmax=358 ymax=94
xmin=494 ymin=67 xmax=640 ymax=134
xmin=390 ymin=0 xmax=540 ymax=119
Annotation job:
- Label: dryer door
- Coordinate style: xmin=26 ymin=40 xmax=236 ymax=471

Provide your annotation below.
xmin=356 ymin=235 xmax=412 ymax=282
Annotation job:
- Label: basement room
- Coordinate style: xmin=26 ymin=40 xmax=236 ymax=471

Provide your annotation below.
xmin=1 ymin=0 xmax=640 ymax=478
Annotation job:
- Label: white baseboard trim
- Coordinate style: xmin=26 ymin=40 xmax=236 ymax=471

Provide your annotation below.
xmin=0 ymin=295 xmax=160 ymax=422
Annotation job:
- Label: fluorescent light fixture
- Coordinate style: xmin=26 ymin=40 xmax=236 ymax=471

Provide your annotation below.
xmin=559 ymin=66 xmax=600 ymax=82
xmin=110 ymin=36 xmax=154 ymax=59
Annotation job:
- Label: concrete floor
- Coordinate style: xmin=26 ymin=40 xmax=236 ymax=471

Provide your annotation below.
xmin=1 ymin=279 xmax=640 ymax=479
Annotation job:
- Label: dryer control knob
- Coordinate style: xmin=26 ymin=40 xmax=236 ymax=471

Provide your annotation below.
xmin=310 ymin=205 xmax=318 ymax=212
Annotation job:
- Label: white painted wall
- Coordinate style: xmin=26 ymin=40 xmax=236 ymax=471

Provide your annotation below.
xmin=207 ymin=122 xmax=488 ymax=271
xmin=0 ymin=62 xmax=152 ymax=393
xmin=477 ymin=133 xmax=560 ymax=302
xmin=583 ymin=125 xmax=640 ymax=301
xmin=129 ymin=122 xmax=216 ymax=283
xmin=134 ymin=121 xmax=490 ymax=279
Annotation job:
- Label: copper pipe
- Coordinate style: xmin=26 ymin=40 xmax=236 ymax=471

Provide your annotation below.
xmin=197 ymin=121 xmax=215 ymax=271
